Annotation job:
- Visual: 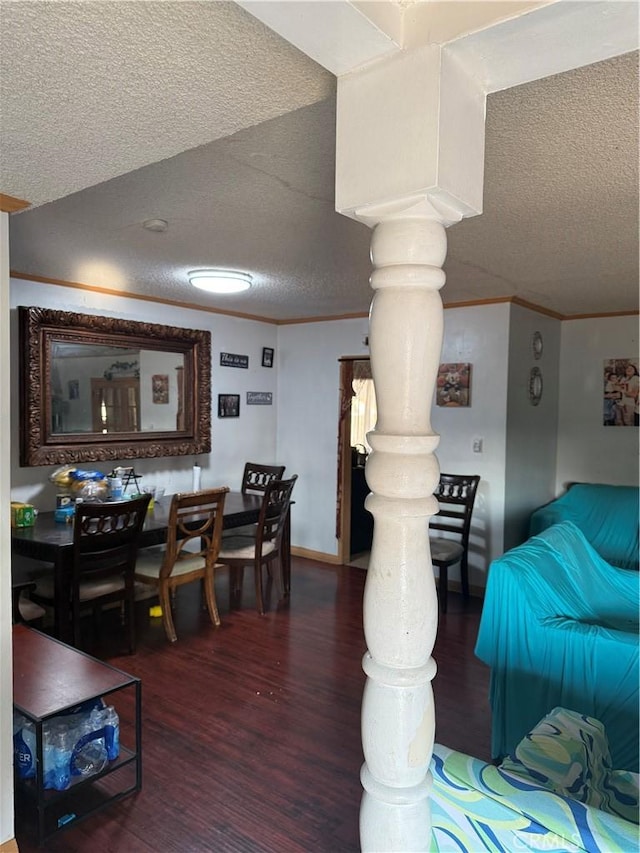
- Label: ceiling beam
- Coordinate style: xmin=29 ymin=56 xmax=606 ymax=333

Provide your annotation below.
xmin=447 ymin=0 xmax=640 ymax=93
xmin=240 ymin=0 xmax=638 ymax=91
xmin=235 ymin=0 xmax=402 ymax=76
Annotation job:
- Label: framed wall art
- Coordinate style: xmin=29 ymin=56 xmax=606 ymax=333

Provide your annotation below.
xmin=262 ymin=347 xmax=274 ymax=368
xmin=436 ymin=363 xmax=472 ymax=407
xmin=603 ymin=357 xmax=639 ymax=426
xmin=247 ymin=391 xmax=273 ymax=405
xmin=220 ymin=352 xmax=249 ymax=369
xmin=218 ymin=394 xmax=240 ymax=418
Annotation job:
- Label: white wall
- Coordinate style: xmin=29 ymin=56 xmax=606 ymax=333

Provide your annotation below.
xmin=10 ymin=279 xmax=279 ymax=506
xmin=277 ymin=318 xmax=370 ymax=555
xmin=140 ymin=350 xmax=182 ymax=432
xmin=10 ymin=277 xmax=637 ymax=569
xmin=504 ymin=305 xmax=561 ymax=551
xmin=556 ymin=315 xmax=639 ymax=490
xmin=432 ymin=302 xmax=510 ymax=590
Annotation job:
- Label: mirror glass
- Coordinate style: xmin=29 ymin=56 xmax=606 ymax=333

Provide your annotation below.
xmin=19 ymin=306 xmax=211 ymax=466
xmin=50 ymin=342 xmax=185 ymax=435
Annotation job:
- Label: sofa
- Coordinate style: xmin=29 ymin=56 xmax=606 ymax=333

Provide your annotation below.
xmin=474 ymin=519 xmax=639 ymax=771
xmin=529 ymin=482 xmax=639 ymax=570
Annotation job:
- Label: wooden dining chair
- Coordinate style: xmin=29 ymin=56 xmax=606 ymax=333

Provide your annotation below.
xmin=223 ymin=462 xmax=287 ymax=539
xmin=134 ymin=488 xmax=229 ymax=643
xmin=32 ymin=495 xmax=151 ymax=652
xmin=218 ymin=476 xmax=297 ymax=615
xmin=241 ymin=462 xmax=286 ymax=494
xmin=429 ymin=473 xmax=480 ymax=614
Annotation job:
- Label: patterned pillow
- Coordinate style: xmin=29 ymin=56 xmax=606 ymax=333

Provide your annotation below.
xmin=499 ymin=707 xmax=639 ymax=824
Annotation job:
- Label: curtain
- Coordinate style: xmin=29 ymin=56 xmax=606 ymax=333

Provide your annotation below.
xmin=350 ymin=378 xmax=377 ymax=453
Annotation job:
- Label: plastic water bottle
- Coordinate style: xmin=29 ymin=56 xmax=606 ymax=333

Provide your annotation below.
xmin=13 ymin=715 xmax=36 ymax=780
xmin=103 ymin=706 xmax=120 ymax=761
xmin=43 ymin=721 xmax=72 ymax=791
xmin=72 ymin=738 xmax=108 ymax=777
xmin=71 ymin=712 xmax=108 ymax=777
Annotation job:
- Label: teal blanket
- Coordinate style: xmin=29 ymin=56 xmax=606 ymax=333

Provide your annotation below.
xmin=529 ymin=483 xmax=639 ymax=570
xmin=475 ymin=521 xmax=639 ymax=771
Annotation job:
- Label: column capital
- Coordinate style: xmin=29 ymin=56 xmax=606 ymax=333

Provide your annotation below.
xmin=336 ymin=45 xmax=486 ymax=225
xmin=353 ymin=192 xmax=466 ymax=230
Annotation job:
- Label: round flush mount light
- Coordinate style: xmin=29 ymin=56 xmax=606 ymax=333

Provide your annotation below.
xmin=188 ymin=269 xmax=252 ymax=294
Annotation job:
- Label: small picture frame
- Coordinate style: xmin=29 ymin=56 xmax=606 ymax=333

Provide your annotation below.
xmin=218 ymin=394 xmax=240 ymax=418
xmin=262 ymin=347 xmax=274 ymax=368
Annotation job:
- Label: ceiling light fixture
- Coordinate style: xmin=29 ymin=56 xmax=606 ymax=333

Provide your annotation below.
xmin=188 ymin=269 xmax=252 ymax=294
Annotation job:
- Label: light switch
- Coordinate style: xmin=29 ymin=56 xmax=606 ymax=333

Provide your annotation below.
xmin=472 ymin=437 xmax=483 ymax=453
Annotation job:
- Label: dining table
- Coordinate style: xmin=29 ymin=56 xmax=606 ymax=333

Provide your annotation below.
xmin=10 ymin=490 xmax=283 ymax=644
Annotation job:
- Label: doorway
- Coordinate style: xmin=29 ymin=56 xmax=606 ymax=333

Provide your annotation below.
xmin=91 ymin=378 xmax=140 ymax=433
xmin=337 ymin=357 xmax=377 ymax=565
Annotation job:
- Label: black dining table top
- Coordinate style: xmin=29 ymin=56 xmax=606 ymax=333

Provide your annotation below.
xmin=11 ymin=490 xmax=262 ymax=556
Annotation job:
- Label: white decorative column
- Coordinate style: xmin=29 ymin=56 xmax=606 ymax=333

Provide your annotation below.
xmin=243 ymin=5 xmax=637 ymax=848
xmin=335 ymin=47 xmax=486 ymax=851
xmin=358 ymin=199 xmax=457 ymax=851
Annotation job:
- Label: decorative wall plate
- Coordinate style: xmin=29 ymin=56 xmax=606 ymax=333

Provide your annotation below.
xmin=529 ymin=366 xmax=543 ymax=406
xmin=532 ymin=331 xmax=543 ymax=360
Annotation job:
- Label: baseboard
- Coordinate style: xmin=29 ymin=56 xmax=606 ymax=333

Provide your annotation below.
xmin=291 ymin=546 xmax=342 ymax=565
xmin=291 ymin=547 xmax=487 ymax=595
xmin=0 ymin=838 xmax=19 ymax=853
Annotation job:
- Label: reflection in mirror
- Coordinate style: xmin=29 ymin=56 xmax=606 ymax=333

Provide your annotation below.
xmin=19 ymin=306 xmax=211 ymax=466
xmin=50 ymin=342 xmax=185 ymax=435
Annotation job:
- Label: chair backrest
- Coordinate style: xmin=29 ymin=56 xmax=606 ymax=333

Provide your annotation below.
xmin=430 ymin=474 xmax=480 ymax=546
xmin=161 ymin=487 xmax=229 ymax=578
xmin=255 ymin=476 xmax=298 ymax=553
xmin=72 ymin=494 xmax=151 ymax=592
xmin=241 ymin=462 xmax=286 ymax=494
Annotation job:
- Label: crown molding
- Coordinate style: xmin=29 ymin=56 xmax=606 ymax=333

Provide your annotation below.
xmin=0 ymin=193 xmax=29 ymax=213
xmin=10 ymin=270 xmax=637 ymax=324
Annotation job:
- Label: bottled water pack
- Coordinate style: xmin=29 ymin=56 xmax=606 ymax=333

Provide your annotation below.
xmin=13 ymin=699 xmax=120 ymax=791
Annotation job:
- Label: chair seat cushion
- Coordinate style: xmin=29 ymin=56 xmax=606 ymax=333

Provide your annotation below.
xmin=18 ymin=593 xmax=46 ymax=622
xmin=429 ymin=537 xmax=464 ymax=564
xmin=134 ymin=550 xmax=209 ymax=579
xmin=35 ymin=576 xmax=126 ymax=601
xmin=223 ymin=524 xmax=257 ymax=538
xmin=219 ymin=536 xmax=276 ymax=561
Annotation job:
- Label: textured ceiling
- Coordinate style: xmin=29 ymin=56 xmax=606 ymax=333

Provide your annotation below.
xmin=0 ymin=1 xmax=334 ymax=206
xmin=1 ymin=2 xmax=638 ymax=321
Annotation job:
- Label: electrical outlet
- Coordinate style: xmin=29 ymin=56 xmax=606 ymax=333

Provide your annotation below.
xmin=472 ymin=437 xmax=483 ymax=453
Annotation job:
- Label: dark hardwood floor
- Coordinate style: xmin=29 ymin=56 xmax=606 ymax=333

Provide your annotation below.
xmin=14 ymin=558 xmax=491 ymax=853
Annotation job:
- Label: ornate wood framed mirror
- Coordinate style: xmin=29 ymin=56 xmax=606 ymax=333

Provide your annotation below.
xmin=19 ymin=306 xmax=211 ymax=466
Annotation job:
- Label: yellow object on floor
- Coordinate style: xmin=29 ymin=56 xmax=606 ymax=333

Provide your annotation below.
xmin=149 ymin=605 xmax=163 ymax=617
